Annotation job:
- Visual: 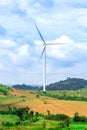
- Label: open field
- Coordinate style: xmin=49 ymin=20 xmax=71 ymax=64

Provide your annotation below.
xmin=0 ymin=89 xmax=87 ymax=116
xmin=0 ymin=117 xmax=87 ymax=130
xmin=0 ymin=89 xmax=87 ymax=129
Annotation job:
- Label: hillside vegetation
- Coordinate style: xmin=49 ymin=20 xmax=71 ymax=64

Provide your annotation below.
xmin=0 ymin=84 xmax=12 ymax=95
xmin=12 ymin=78 xmax=87 ymax=91
xmin=37 ymin=90 xmax=87 ymax=101
xmin=13 ymin=84 xmax=39 ymax=90
xmin=46 ymin=78 xmax=87 ymax=90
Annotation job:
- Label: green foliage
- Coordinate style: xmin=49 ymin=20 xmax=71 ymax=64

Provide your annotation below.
xmin=0 ymin=114 xmax=20 ymax=122
xmin=13 ymin=84 xmax=39 ymax=90
xmin=35 ymin=112 xmax=40 ymax=117
xmin=0 ymin=106 xmax=30 ymax=121
xmin=2 ymin=121 xmax=13 ymax=127
xmin=46 ymin=78 xmax=87 ymax=90
xmin=0 ymin=101 xmax=87 ymax=129
xmin=73 ymin=112 xmax=87 ymax=122
xmin=37 ymin=90 xmax=87 ymax=101
xmin=64 ymin=117 xmax=70 ymax=127
xmin=57 ymin=121 xmax=65 ymax=129
xmin=0 ymin=84 xmax=12 ymax=95
xmin=41 ymin=120 xmax=46 ymax=129
xmin=45 ymin=114 xmax=69 ymax=121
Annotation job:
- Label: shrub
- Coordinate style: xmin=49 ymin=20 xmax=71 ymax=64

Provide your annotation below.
xmin=2 ymin=121 xmax=13 ymax=127
xmin=29 ymin=110 xmax=34 ymax=116
xmin=35 ymin=112 xmax=39 ymax=117
xmin=31 ymin=117 xmax=39 ymax=122
xmin=15 ymin=121 xmax=20 ymax=126
xmin=45 ymin=114 xmax=69 ymax=121
xmin=58 ymin=121 xmax=65 ymax=128
xmin=36 ymin=94 xmax=40 ymax=98
xmin=73 ymin=112 xmax=87 ymax=122
xmin=64 ymin=117 xmax=70 ymax=127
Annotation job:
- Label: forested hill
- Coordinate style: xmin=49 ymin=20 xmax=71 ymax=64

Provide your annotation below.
xmin=46 ymin=78 xmax=87 ymax=90
xmin=12 ymin=84 xmax=39 ymax=90
xmin=12 ymin=78 xmax=87 ymax=91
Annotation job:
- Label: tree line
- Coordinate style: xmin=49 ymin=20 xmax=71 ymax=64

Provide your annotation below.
xmin=46 ymin=78 xmax=87 ymax=90
xmin=0 ymin=106 xmax=87 ymax=128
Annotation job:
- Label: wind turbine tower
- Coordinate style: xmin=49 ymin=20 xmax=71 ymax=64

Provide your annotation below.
xmin=34 ymin=23 xmax=66 ymax=92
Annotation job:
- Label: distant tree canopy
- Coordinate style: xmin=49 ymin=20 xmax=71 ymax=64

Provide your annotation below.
xmin=12 ymin=84 xmax=39 ymax=90
xmin=46 ymin=78 xmax=87 ymax=90
xmin=12 ymin=78 xmax=87 ymax=91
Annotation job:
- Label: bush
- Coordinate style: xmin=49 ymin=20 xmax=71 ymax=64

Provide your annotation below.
xmin=35 ymin=112 xmax=39 ymax=117
xmin=57 ymin=117 xmax=70 ymax=129
xmin=64 ymin=117 xmax=70 ymax=127
xmin=36 ymin=94 xmax=40 ymax=98
xmin=73 ymin=112 xmax=87 ymax=122
xmin=2 ymin=121 xmax=13 ymax=127
xmin=15 ymin=121 xmax=20 ymax=126
xmin=73 ymin=116 xmax=87 ymax=122
xmin=45 ymin=114 xmax=69 ymax=121
xmin=58 ymin=121 xmax=65 ymax=128
xmin=31 ymin=117 xmax=39 ymax=122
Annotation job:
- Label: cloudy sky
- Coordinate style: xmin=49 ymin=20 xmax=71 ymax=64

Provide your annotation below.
xmin=0 ymin=0 xmax=87 ymax=85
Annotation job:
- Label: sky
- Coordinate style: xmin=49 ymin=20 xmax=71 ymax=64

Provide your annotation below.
xmin=0 ymin=0 xmax=87 ymax=85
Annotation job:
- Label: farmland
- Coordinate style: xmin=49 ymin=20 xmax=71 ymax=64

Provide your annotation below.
xmin=0 ymin=89 xmax=87 ymax=116
xmin=0 ymin=86 xmax=87 ymax=129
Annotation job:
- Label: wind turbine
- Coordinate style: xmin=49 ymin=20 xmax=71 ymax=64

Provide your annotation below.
xmin=34 ymin=23 xmax=66 ymax=92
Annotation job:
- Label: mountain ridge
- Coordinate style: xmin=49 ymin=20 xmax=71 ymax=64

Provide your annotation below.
xmin=12 ymin=77 xmax=87 ymax=90
xmin=46 ymin=77 xmax=87 ymax=90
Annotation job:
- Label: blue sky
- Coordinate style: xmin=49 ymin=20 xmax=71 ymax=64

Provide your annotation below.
xmin=0 ymin=0 xmax=87 ymax=85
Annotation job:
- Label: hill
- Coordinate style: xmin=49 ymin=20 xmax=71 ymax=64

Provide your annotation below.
xmin=0 ymin=84 xmax=12 ymax=95
xmin=12 ymin=84 xmax=39 ymax=90
xmin=46 ymin=78 xmax=87 ymax=90
xmin=12 ymin=78 xmax=87 ymax=91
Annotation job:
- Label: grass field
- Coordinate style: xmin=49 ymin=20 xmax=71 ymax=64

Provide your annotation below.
xmin=0 ymin=120 xmax=87 ymax=130
xmin=0 ymin=114 xmax=19 ymax=123
xmin=37 ymin=90 xmax=87 ymax=101
xmin=47 ymin=90 xmax=87 ymax=98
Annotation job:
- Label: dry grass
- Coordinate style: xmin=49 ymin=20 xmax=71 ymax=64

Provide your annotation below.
xmin=8 ymin=89 xmax=87 ymax=116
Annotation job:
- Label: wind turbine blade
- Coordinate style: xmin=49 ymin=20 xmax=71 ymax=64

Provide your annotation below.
xmin=46 ymin=43 xmax=67 ymax=45
xmin=33 ymin=22 xmax=46 ymax=45
xmin=38 ymin=47 xmax=45 ymax=64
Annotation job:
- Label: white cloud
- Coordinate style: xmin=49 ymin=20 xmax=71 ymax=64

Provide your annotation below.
xmin=9 ymin=44 xmax=30 ymax=64
xmin=47 ymin=38 xmax=87 ymax=61
xmin=0 ymin=39 xmax=16 ymax=48
xmin=0 ymin=0 xmax=87 ymax=84
xmin=47 ymin=35 xmax=73 ymax=44
xmin=34 ymin=35 xmax=87 ymax=65
xmin=18 ymin=44 xmax=30 ymax=56
xmin=0 ymin=0 xmax=12 ymax=5
xmin=0 ymin=63 xmax=3 ymax=69
xmin=34 ymin=35 xmax=74 ymax=59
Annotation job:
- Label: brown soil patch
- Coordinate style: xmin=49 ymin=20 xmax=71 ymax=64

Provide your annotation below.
xmin=8 ymin=89 xmax=25 ymax=96
xmin=7 ymin=89 xmax=87 ymax=116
